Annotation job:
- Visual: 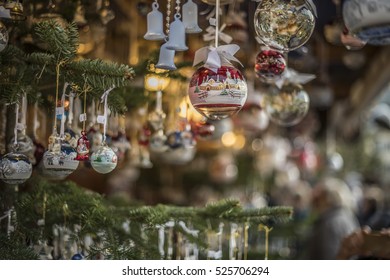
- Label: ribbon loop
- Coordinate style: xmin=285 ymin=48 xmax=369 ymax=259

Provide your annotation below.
xmin=99 ymin=86 xmax=115 ymax=144
xmin=193 ymin=44 xmax=242 ymax=72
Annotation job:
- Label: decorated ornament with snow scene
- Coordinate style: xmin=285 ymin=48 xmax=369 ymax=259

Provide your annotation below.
xmin=189 ymin=63 xmax=247 ymax=120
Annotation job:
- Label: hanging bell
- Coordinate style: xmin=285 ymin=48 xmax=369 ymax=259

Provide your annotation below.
xmin=183 ymin=0 xmax=202 ymax=34
xmin=166 ymin=14 xmax=188 ymax=51
xmin=144 ymin=2 xmax=166 ymax=41
xmin=156 ymin=42 xmax=177 ymax=70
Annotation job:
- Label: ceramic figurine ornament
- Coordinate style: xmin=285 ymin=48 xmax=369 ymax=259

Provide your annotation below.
xmin=343 ymin=0 xmax=390 ymax=45
xmin=74 ymin=131 xmax=90 ymax=161
xmin=182 ymin=0 xmax=202 ymax=34
xmin=144 ymin=0 xmax=166 ymax=40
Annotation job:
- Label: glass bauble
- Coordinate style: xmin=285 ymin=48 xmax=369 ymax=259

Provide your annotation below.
xmin=0 ymin=21 xmax=9 ymax=52
xmin=90 ymin=145 xmax=118 ymax=174
xmin=188 ymin=65 xmax=248 ymax=120
xmin=254 ymin=49 xmax=286 ymax=83
xmin=254 ymin=0 xmax=316 ymax=52
xmin=0 ymin=152 xmax=32 ymax=185
xmin=264 ymin=83 xmax=310 ymax=126
xmin=41 ymin=142 xmax=79 ymax=180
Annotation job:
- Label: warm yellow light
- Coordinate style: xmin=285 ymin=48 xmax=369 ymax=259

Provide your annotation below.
xmin=144 ymin=74 xmax=170 ymax=92
xmin=234 ymin=134 xmax=246 ymax=150
xmin=221 ymin=132 xmax=237 ymax=147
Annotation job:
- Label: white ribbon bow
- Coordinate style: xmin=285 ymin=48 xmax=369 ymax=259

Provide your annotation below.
xmin=193 ymin=44 xmax=242 ymax=73
xmin=275 ymin=68 xmax=316 ymax=89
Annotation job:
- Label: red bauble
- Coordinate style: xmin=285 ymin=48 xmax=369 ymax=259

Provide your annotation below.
xmin=138 ymin=125 xmax=152 ymax=146
xmin=74 ymin=131 xmax=90 ymax=161
xmin=254 ymin=49 xmax=286 ymax=82
xmin=188 ymin=65 xmax=248 ymax=120
xmin=193 ymin=121 xmax=215 ymax=139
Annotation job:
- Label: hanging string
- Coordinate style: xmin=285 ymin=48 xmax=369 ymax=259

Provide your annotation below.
xmin=99 ymin=86 xmax=115 ymax=144
xmin=60 ymin=82 xmax=69 ymax=138
xmin=67 ymin=90 xmax=75 ymax=127
xmin=244 ymin=222 xmax=249 ymax=260
xmin=13 ymin=103 xmax=19 ymax=146
xmin=53 ymin=63 xmax=62 ymax=133
xmin=215 ymin=0 xmax=220 ymax=48
xmin=259 ymin=224 xmax=273 ymax=260
xmin=83 ymin=90 xmax=87 ymax=131
xmin=21 ymin=93 xmax=27 ymax=135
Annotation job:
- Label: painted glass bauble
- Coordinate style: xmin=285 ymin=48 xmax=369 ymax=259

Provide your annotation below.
xmin=254 ymin=0 xmax=316 ymax=52
xmin=41 ymin=141 xmax=79 ymax=180
xmin=90 ymin=145 xmax=117 ymax=174
xmin=264 ymin=83 xmax=310 ymax=127
xmin=188 ymin=65 xmax=247 ymax=120
xmin=0 ymin=152 xmax=32 ymax=184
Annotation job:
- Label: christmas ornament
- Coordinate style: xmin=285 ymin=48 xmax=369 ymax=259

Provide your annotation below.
xmin=8 ymin=133 xmax=35 ymax=165
xmin=149 ymin=129 xmax=168 ymax=153
xmin=144 ymin=1 xmax=165 ymax=40
xmin=165 ymin=6 xmax=188 ymax=51
xmin=254 ymin=48 xmax=286 ymax=83
xmin=189 ymin=64 xmax=247 ymax=120
xmin=340 ymin=27 xmax=367 ymax=50
xmin=0 ymin=152 xmax=32 ymax=185
xmin=90 ymin=87 xmax=118 ymax=174
xmin=182 ymin=0 xmax=202 ymax=34
xmin=90 ymin=144 xmax=118 ymax=174
xmin=74 ymin=131 xmax=90 ymax=161
xmin=138 ymin=125 xmax=152 ymax=146
xmin=41 ymin=138 xmax=79 ymax=180
xmin=110 ymin=131 xmax=131 ymax=162
xmin=233 ymin=82 xmax=269 ymax=132
xmin=193 ymin=121 xmax=215 ymax=139
xmin=264 ymin=82 xmax=310 ymax=127
xmin=254 ymin=0 xmax=316 ymax=52
xmin=71 ymin=253 xmax=84 ymax=260
xmin=99 ymin=0 xmax=115 ymax=25
xmin=343 ymin=0 xmax=390 ymax=45
xmin=5 ymin=0 xmax=25 ymax=21
xmin=166 ymin=130 xmax=183 ymax=149
xmin=0 ymin=20 xmax=8 ymax=52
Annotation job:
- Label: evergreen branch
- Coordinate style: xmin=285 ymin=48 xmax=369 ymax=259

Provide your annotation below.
xmin=34 ymin=20 xmax=78 ymax=62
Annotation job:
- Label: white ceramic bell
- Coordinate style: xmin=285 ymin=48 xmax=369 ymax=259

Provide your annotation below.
xmin=166 ymin=14 xmax=188 ymax=51
xmin=156 ymin=42 xmax=177 ymax=70
xmin=183 ymin=0 xmax=202 ymax=34
xmin=144 ymin=2 xmax=166 ymax=41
